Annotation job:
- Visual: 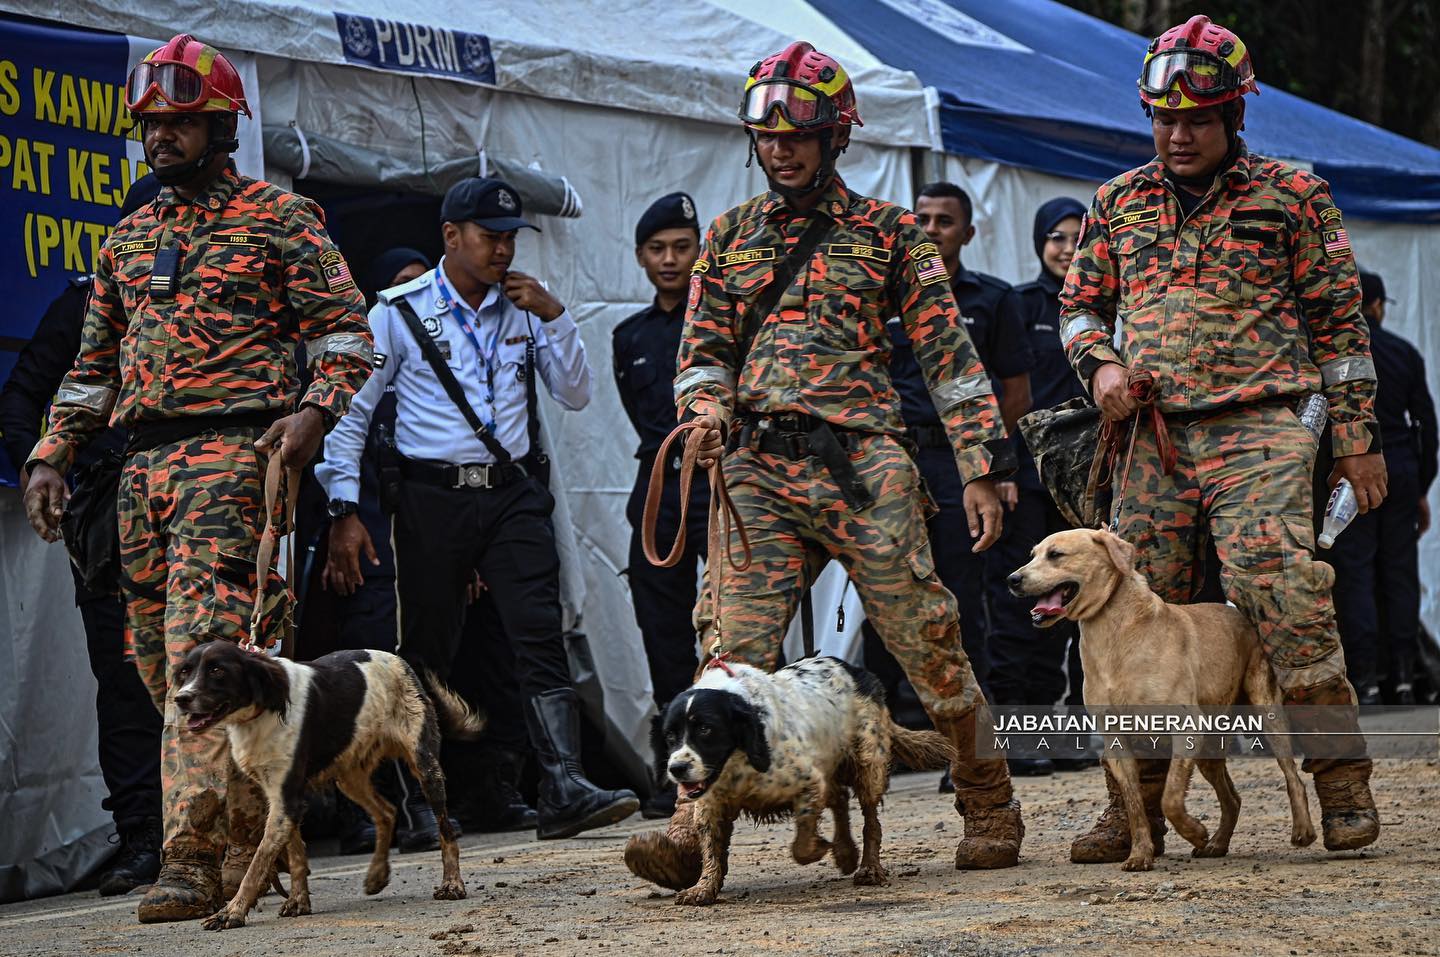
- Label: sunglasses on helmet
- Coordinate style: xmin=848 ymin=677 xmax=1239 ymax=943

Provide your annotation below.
xmin=739 ymin=80 xmax=839 ymax=130
xmin=1138 ymin=49 xmax=1243 ymax=98
xmin=125 ymin=60 xmax=211 ymax=112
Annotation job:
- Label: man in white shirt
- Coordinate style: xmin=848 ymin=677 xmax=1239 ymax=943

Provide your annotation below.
xmin=317 ymin=177 xmax=638 ymax=839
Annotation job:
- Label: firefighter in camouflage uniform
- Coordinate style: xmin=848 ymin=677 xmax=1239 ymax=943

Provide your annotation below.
xmin=624 ymin=42 xmax=1025 ymax=895
xmin=1058 ymin=15 xmax=1386 ymax=863
xmin=23 ymin=35 xmax=372 ymax=922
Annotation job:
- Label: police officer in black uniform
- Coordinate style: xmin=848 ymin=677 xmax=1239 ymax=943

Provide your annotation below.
xmin=861 ymin=182 xmax=1033 ymax=758
xmin=992 ymin=197 xmax=1095 ymax=771
xmin=1329 ymin=271 xmax=1438 ymax=705
xmin=0 ymin=175 xmax=163 ymax=895
xmin=612 ymin=192 xmax=707 ymax=819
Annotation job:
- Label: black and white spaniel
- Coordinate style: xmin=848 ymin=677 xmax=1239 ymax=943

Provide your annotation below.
xmin=652 ymin=655 xmax=954 ymax=905
xmin=172 ymin=640 xmax=483 ymax=930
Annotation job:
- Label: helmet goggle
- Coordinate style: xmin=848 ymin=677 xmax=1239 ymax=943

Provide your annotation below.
xmin=739 ymin=80 xmax=839 ymax=130
xmin=1138 ymin=49 xmax=1242 ymax=99
xmin=126 ymin=60 xmax=222 ymax=112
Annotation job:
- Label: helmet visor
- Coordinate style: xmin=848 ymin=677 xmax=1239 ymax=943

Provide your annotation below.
xmin=739 ymin=80 xmax=837 ymax=130
xmin=1138 ymin=50 xmax=1239 ymax=98
xmin=126 ymin=61 xmax=208 ymax=111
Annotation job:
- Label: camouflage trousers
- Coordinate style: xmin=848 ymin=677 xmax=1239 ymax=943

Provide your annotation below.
xmin=118 ymin=430 xmax=286 ymax=861
xmin=697 ymin=433 xmax=1011 ymax=807
xmin=1113 ymin=401 xmax=1347 ymax=694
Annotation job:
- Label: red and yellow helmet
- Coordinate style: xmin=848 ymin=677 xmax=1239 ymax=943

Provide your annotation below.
xmin=739 ymin=41 xmax=862 ymax=133
xmin=125 ymin=34 xmax=251 ymax=117
xmin=1138 ymin=15 xmax=1257 ymax=111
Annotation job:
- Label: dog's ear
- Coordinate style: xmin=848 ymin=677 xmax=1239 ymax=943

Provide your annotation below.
xmin=1099 ymin=531 xmax=1135 ymax=575
xmin=730 ymin=696 xmax=771 ymax=773
xmin=649 ymin=707 xmax=671 ymax=783
xmin=244 ymin=652 xmax=289 ymax=718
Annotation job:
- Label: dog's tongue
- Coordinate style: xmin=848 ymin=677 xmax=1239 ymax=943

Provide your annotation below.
xmin=185 ymin=713 xmax=212 ymax=732
xmin=1032 ymin=588 xmax=1068 ymax=617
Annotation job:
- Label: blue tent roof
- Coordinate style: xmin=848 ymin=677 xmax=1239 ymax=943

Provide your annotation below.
xmin=809 ymin=0 xmax=1440 ymax=223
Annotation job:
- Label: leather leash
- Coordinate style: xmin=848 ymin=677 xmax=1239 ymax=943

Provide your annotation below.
xmin=641 ymin=420 xmax=752 ymax=659
xmin=244 ymin=448 xmax=301 ymax=657
xmin=1086 ymin=368 xmax=1176 ymax=532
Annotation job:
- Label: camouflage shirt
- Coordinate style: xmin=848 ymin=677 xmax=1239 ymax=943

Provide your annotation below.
xmin=675 ymin=177 xmax=1012 ymax=484
xmin=1059 ymin=145 xmax=1378 ymax=458
xmin=31 ymin=166 xmax=373 ymax=473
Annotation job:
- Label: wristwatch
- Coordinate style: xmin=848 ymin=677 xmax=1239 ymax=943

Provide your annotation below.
xmin=327 ymin=499 xmax=358 ymax=519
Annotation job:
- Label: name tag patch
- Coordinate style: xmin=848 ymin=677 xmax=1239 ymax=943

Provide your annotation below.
xmin=826 ymin=243 xmax=891 ymax=263
xmin=717 ymin=247 xmax=776 ymax=268
xmin=113 ymin=238 xmax=157 ymax=256
xmin=1112 ymin=207 xmax=1161 ymax=230
xmin=504 ymin=335 xmax=529 ymax=345
xmin=208 ymin=232 xmax=266 ymax=248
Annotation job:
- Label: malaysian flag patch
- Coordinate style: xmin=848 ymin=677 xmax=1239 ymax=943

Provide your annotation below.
xmin=1323 ymin=227 xmax=1350 ymax=259
xmin=908 ymin=241 xmax=948 ymax=286
xmin=320 ymin=250 xmax=356 ymax=293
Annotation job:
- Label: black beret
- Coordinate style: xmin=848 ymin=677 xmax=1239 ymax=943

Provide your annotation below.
xmin=635 ymin=191 xmax=700 ymax=247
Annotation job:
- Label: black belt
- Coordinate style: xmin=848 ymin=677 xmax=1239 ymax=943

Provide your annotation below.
xmin=401 ymin=457 xmax=529 ymax=490
xmin=126 ymin=410 xmax=282 ymax=456
xmin=733 ymin=411 xmax=875 ymax=511
xmin=906 ymin=424 xmax=948 ymax=449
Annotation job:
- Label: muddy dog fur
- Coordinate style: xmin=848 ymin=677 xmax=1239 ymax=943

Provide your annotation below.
xmin=654 ymin=656 xmax=955 ymax=905
xmin=173 ymin=641 xmax=483 ymax=929
xmin=1009 ymin=528 xmax=1316 ymax=871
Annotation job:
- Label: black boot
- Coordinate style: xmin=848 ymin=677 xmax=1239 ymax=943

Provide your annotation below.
xmin=641 ymin=778 xmax=678 ymax=820
xmin=98 ymin=817 xmax=161 ymax=897
xmin=526 ymin=689 xmax=639 ymax=840
xmin=395 ymin=764 xmax=462 ymax=854
xmin=336 ymin=789 xmax=377 ymax=855
xmin=483 ymin=750 xmax=539 ymax=832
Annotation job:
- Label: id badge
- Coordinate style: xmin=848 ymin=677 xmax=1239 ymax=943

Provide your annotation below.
xmin=149 ymin=248 xmax=180 ymax=299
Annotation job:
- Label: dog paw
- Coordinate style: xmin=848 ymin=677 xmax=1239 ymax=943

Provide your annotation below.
xmin=201 ymin=908 xmax=246 ymax=931
xmin=433 ymin=879 xmax=467 ymax=901
xmin=1192 ymin=839 xmax=1230 ymax=859
xmin=1292 ymin=824 xmax=1317 ymax=848
xmin=853 ymin=864 xmax=888 ymax=887
xmin=363 ymin=865 xmax=391 ymax=896
xmin=674 ymin=885 xmax=719 ymax=906
xmin=278 ymin=894 xmax=311 ymax=918
xmin=1120 ymin=854 xmax=1154 ymax=872
xmin=832 ymin=841 xmax=859 ymax=875
xmin=792 ymin=838 xmax=832 ymax=866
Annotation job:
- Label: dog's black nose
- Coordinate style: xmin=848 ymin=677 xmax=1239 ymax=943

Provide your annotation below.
xmin=1007 ymin=572 xmax=1022 ymax=589
xmin=668 ymin=761 xmax=690 ymax=779
xmin=174 ymin=691 xmax=193 ymax=710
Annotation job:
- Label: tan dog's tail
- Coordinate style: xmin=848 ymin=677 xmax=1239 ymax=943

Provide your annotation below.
xmin=887 ymin=717 xmax=956 ymax=770
xmin=418 ymin=668 xmax=487 ymax=740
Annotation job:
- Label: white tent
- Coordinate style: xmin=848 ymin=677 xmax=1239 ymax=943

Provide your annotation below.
xmin=0 ymin=0 xmax=929 ymax=898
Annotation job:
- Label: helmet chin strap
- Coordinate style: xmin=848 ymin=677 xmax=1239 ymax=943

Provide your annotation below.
xmin=751 ymin=129 xmax=845 ymax=202
xmin=149 ymin=114 xmax=237 ymax=187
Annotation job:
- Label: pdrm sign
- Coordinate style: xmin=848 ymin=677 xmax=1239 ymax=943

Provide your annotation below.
xmin=334 ymin=13 xmax=496 ymax=85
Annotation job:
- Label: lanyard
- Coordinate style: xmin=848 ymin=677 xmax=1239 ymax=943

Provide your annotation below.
xmin=436 ymin=273 xmax=501 ymax=431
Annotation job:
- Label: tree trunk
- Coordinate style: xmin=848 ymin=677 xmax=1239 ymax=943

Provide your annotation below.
xmin=1358 ymin=0 xmax=1387 ymax=125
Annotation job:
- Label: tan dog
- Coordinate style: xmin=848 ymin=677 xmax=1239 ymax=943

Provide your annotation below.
xmin=1008 ymin=528 xmax=1316 ymax=871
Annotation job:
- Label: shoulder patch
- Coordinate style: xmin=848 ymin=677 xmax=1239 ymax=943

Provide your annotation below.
xmin=208 ymin=232 xmax=267 ymax=248
xmin=1319 ymin=206 xmax=1343 ymax=225
xmin=319 ymin=249 xmax=356 ymax=294
xmin=717 ymin=247 xmax=776 ymax=268
xmin=825 ymin=243 xmax=892 ymax=263
xmin=906 ymin=241 xmax=940 ymax=261
xmin=113 ymin=238 xmax=158 ymax=256
xmin=691 ymin=258 xmax=711 ymax=274
xmin=1323 ymin=227 xmax=1351 ymax=259
xmin=911 ymin=250 xmax=949 ymax=286
xmin=1112 ymin=207 xmax=1160 ymax=230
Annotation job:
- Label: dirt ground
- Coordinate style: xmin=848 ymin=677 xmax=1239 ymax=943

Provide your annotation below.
xmin=2 ymin=758 xmax=1436 ymax=957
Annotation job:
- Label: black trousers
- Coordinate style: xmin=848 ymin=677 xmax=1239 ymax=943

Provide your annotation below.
xmin=862 ymin=442 xmax=990 ymax=696
xmin=393 ymin=475 xmax=570 ymax=697
xmin=75 ymin=587 xmax=162 ymax=829
xmin=1329 ymin=463 xmax=1422 ymax=690
xmin=625 ymin=456 xmax=709 ymax=709
xmin=985 ymin=488 xmax=1073 ymax=706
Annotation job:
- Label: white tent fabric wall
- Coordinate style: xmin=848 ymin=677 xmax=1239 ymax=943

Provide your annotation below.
xmin=941 ymin=153 xmax=1440 ymax=642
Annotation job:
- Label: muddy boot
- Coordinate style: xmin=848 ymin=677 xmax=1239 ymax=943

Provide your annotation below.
xmin=623 ymin=800 xmax=703 ymax=890
xmin=220 ymin=843 xmax=257 ymax=901
xmin=1291 ymin=675 xmax=1379 ymax=851
xmin=954 ymin=798 xmax=1026 ymax=869
xmin=136 ymin=844 xmax=222 ymax=923
xmin=1070 ymin=761 xmax=1167 ymax=864
xmin=526 ymin=689 xmax=639 ymax=839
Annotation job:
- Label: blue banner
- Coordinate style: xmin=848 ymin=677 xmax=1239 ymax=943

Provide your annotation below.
xmin=334 ymin=13 xmax=496 ymax=86
xmin=0 ymin=15 xmax=151 ymax=485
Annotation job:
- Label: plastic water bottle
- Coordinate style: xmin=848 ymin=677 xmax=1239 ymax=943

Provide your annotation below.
xmin=1318 ymin=480 xmax=1357 ymax=549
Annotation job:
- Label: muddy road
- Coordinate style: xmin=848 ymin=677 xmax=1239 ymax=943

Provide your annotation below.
xmin=3 ymin=758 xmax=1436 ymax=957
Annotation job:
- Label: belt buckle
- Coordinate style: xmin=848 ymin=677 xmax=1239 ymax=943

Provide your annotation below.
xmin=461 ymin=464 xmax=490 ymax=489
